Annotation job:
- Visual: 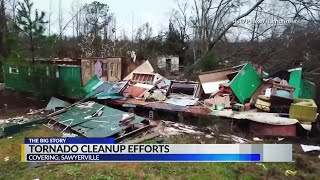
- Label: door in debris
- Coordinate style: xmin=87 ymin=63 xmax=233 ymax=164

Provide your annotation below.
xmin=106 ymin=58 xmax=122 ymax=82
xmin=81 ymin=59 xmax=93 ymax=85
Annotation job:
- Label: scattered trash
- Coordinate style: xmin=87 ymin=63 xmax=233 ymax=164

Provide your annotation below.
xmin=285 ymin=170 xmax=297 ymax=176
xmin=253 ymin=137 xmax=263 ymax=142
xmin=256 ymin=163 xmax=268 ymax=170
xmin=27 ymin=108 xmax=45 ymax=115
xmin=62 ymin=133 xmax=78 ymax=137
xmin=7 ymin=136 xmax=12 ymax=139
xmin=0 ymin=116 xmax=31 ymax=125
xmin=77 ymin=102 xmax=95 ymax=109
xmin=301 ymin=144 xmax=320 ymax=152
xmin=220 ymin=134 xmax=252 ymax=144
xmin=157 ymin=121 xmax=204 ymax=137
xmin=1 ymin=61 xmax=318 ymax=148
xmin=4 ymin=157 xmax=9 ymax=162
xmin=205 ymin=134 xmax=214 ymax=138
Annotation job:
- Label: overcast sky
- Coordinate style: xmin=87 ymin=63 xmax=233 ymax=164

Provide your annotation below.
xmin=32 ymin=0 xmax=176 ymax=37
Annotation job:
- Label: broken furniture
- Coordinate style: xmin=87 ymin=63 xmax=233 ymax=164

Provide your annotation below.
xmin=199 ymin=63 xmax=262 ymax=104
xmin=131 ymin=73 xmax=157 ymax=84
xmin=269 ymin=84 xmax=295 ymax=113
xmin=169 ymin=81 xmax=202 ymax=98
xmin=270 ymin=68 xmax=316 ymax=100
xmin=289 ymin=99 xmax=318 ymax=122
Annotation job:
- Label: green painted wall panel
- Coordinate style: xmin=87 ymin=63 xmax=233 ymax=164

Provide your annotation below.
xmin=2 ymin=64 xmax=84 ymax=99
xmin=57 ymin=66 xmax=84 ymax=99
xmin=230 ymin=63 xmax=262 ymax=104
xmin=289 ymin=68 xmax=302 ymax=98
xmin=299 ymin=79 xmax=315 ymax=100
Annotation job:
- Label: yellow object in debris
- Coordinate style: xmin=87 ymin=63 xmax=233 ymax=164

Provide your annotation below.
xmin=255 ymin=99 xmax=270 ymax=112
xmin=257 ymin=95 xmax=270 ymax=101
xmin=285 ymin=170 xmax=297 ymax=176
xmin=289 ymin=98 xmax=317 ymax=122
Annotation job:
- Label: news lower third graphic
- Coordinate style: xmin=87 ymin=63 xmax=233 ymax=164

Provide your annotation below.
xmin=21 ymin=138 xmax=293 ymax=162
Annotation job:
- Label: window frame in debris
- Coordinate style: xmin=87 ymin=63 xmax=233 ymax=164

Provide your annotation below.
xmin=9 ymin=67 xmax=19 ymax=74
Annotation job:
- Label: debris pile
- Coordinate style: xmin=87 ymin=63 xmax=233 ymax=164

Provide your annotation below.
xmin=80 ymin=61 xmax=318 ymax=138
xmin=0 ymin=60 xmax=318 ymax=146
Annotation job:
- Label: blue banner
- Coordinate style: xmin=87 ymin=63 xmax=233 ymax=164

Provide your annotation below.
xmin=24 ymin=138 xmax=114 ymax=144
xmin=26 ymin=154 xmax=260 ymax=162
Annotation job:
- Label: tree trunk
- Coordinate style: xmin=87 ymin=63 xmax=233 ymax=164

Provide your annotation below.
xmin=30 ymin=34 xmax=35 ymax=62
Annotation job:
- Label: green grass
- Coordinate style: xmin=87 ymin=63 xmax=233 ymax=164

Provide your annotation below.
xmin=0 ymin=126 xmax=319 ymax=180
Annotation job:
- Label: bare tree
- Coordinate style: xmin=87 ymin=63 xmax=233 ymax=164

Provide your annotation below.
xmin=58 ymin=0 xmax=63 ymax=38
xmin=48 ymin=0 xmax=53 ymax=36
xmin=171 ymin=0 xmax=189 ymax=42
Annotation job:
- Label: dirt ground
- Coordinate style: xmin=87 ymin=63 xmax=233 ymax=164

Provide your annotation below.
xmin=0 ymin=89 xmax=47 ymax=119
xmin=0 ymin=89 xmax=319 ymax=179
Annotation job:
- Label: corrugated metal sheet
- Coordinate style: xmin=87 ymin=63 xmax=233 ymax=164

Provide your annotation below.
xmin=3 ymin=64 xmax=84 ymax=99
xmin=83 ymin=75 xmax=104 ymax=93
xmin=45 ymin=97 xmax=71 ymax=111
xmin=54 ymin=102 xmax=145 ymax=137
xmin=96 ymin=92 xmax=123 ymax=100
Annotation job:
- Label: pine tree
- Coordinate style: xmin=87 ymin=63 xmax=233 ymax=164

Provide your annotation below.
xmin=15 ymin=0 xmax=47 ymax=62
xmin=0 ymin=0 xmax=8 ymax=61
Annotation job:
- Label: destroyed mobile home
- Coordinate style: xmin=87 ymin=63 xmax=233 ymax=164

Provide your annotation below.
xmin=1 ymin=59 xmax=319 ymax=142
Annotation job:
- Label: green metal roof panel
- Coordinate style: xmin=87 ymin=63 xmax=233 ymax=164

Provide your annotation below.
xmin=229 ymin=63 xmax=262 ymax=104
xmin=83 ymin=76 xmax=104 ymax=93
xmin=54 ymin=102 xmax=145 ymax=138
xmin=95 ymin=92 xmax=124 ymax=100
